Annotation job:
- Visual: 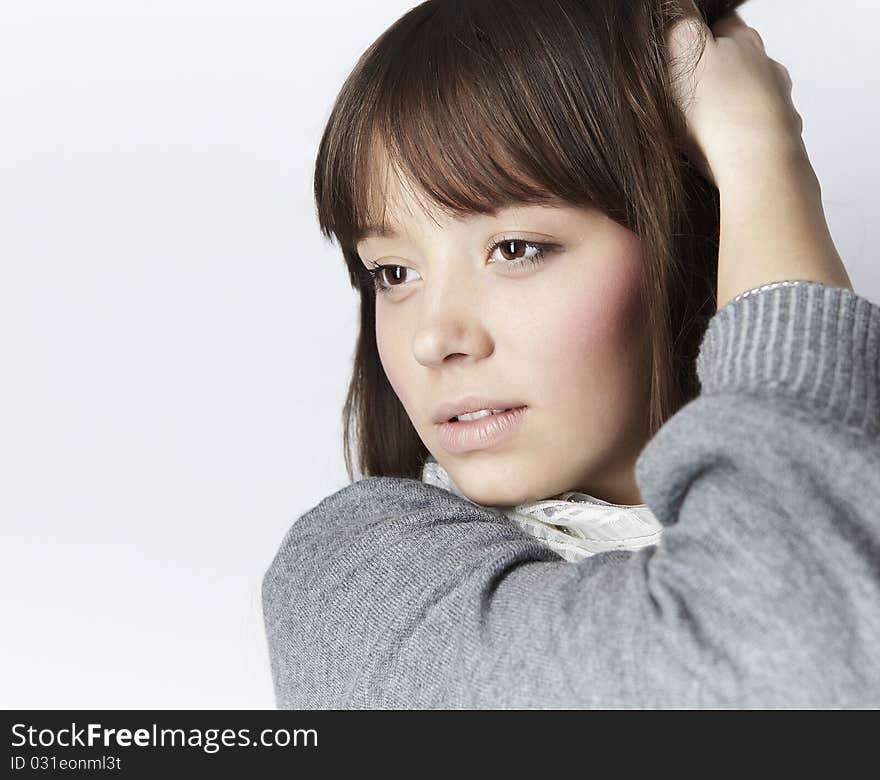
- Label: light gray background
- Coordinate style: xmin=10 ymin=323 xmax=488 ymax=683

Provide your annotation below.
xmin=1 ymin=0 xmax=877 ymax=708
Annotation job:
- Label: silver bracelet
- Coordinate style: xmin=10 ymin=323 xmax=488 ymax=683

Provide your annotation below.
xmin=731 ymin=279 xmax=808 ymax=303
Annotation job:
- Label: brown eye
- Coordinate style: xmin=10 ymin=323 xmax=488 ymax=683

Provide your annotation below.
xmin=498 ymin=240 xmax=528 ymax=261
xmin=487 ymin=238 xmax=557 ymax=270
xmin=383 ymin=266 xmax=406 ymax=286
xmin=365 ymin=263 xmax=415 ymax=295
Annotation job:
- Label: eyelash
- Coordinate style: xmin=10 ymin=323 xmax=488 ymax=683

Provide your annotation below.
xmin=363 ymin=237 xmax=558 ymax=296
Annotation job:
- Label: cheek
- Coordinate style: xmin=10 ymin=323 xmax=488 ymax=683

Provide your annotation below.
xmin=549 ymin=233 xmax=644 ymax=362
xmin=375 ymin=314 xmax=413 ymax=410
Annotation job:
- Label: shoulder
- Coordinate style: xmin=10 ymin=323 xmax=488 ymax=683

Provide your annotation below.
xmin=278 ymin=475 xmax=477 ymax=537
xmin=261 ymin=475 xmax=489 ymax=604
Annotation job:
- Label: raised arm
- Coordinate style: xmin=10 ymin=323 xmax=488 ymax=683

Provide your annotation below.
xmin=666 ymin=4 xmax=853 ymax=308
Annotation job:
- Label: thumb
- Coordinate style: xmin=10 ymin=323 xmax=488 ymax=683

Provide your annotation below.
xmin=665 ymin=1 xmax=711 ymax=111
xmin=664 ymin=2 xmax=716 ymax=186
xmin=665 ymin=2 xmax=710 ymax=68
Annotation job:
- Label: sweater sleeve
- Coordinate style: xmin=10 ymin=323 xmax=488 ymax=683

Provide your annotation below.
xmin=262 ymin=280 xmax=880 ymax=709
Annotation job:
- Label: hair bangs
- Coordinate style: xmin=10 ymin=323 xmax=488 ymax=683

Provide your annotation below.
xmin=315 ymin=0 xmax=630 ymax=267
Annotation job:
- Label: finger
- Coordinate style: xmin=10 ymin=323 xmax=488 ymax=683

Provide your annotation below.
xmin=713 ymin=11 xmax=765 ymax=50
xmin=768 ymin=60 xmax=802 ymax=133
xmin=711 ymin=10 xmax=749 ymax=37
xmin=665 ymin=5 xmax=711 ymax=63
xmin=772 ymin=60 xmax=793 ymax=92
xmin=750 ymin=26 xmax=765 ymax=49
xmin=674 ymin=0 xmax=703 ymax=23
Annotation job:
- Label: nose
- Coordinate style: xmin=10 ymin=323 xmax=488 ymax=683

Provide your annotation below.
xmin=411 ymin=277 xmax=494 ymax=367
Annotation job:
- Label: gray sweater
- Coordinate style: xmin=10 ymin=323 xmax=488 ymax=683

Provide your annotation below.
xmin=262 ymin=280 xmax=880 ymax=708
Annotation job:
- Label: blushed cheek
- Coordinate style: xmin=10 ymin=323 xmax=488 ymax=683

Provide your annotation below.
xmin=556 ymin=234 xmax=645 ymax=360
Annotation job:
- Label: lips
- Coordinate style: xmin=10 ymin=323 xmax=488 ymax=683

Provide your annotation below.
xmin=450 ymin=408 xmax=511 ymax=422
xmin=432 ymin=397 xmax=528 ymax=424
xmin=437 ymin=405 xmax=529 ymax=453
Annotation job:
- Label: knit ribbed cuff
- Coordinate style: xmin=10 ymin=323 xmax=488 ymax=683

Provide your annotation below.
xmin=696 ymin=280 xmax=880 ymax=438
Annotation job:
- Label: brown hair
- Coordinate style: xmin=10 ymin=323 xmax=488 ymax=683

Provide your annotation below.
xmin=313 ymin=0 xmax=749 ymax=482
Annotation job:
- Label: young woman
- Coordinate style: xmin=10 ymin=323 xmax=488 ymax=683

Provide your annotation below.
xmin=263 ymin=0 xmax=879 ymax=708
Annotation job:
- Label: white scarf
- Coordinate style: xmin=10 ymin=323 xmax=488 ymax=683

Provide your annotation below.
xmin=421 ymin=455 xmax=663 ymax=563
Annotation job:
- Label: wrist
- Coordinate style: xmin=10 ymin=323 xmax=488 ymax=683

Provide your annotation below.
xmin=714 ymin=136 xmax=819 ymax=201
xmin=715 ymin=144 xmax=852 ymax=312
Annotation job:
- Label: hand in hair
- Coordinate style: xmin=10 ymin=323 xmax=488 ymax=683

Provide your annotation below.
xmin=666 ymin=2 xmax=853 ymax=310
xmin=665 ymin=3 xmax=806 ymax=190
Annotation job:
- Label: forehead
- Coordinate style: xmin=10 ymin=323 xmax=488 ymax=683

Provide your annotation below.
xmin=357 ymin=150 xmax=451 ymax=241
xmin=355 ymin=133 xmax=571 ymax=244
xmin=357 ymin=166 xmax=572 ymax=244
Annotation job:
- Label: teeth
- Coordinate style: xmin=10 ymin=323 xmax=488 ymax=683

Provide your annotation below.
xmin=454 ymin=408 xmax=508 ymax=422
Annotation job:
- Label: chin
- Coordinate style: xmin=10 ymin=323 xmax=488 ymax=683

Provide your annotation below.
xmin=459 ymin=482 xmax=537 ymax=508
xmin=444 ymin=458 xmax=543 ymax=507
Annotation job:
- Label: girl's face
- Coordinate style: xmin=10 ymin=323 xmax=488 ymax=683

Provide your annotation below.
xmin=357 ymin=168 xmax=652 ymax=507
